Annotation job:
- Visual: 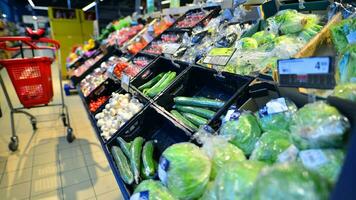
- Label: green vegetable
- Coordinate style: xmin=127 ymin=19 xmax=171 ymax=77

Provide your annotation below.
xmin=250 ymin=130 xmax=293 ymax=164
xmin=138 ymin=72 xmax=165 ymax=91
xmin=298 ymin=149 xmax=345 ymax=184
xmin=133 ymin=180 xmax=176 ymax=200
xmin=290 ymin=101 xmax=350 ymax=150
xmin=174 ymin=96 xmax=225 ymax=109
xmin=130 ymin=137 xmax=145 ymax=184
xmin=159 ymin=143 xmax=211 ymax=199
xmin=207 ymin=161 xmax=266 ymax=200
xmin=332 ymin=83 xmax=356 ymax=102
xmin=170 ymin=110 xmax=198 ymax=131
xmin=146 ymin=71 xmax=176 ymax=98
xmin=175 ymin=105 xmax=215 ymax=119
xmin=116 ymin=137 xmax=131 ymax=158
xmin=250 ymin=163 xmax=331 ymax=200
xmin=240 ymin=37 xmax=258 ymax=50
xmin=337 ymin=44 xmax=356 ymax=84
xmin=220 ymin=112 xmax=262 ymax=156
xmin=273 ymin=9 xmax=307 ymax=34
xmin=143 ymin=72 xmax=170 ymax=94
xmin=330 ymin=18 xmax=356 ymax=52
xmin=111 ymin=146 xmax=134 ymax=185
xmin=142 ymin=141 xmax=156 ymax=178
xmin=182 ymin=112 xmax=208 ymax=126
xmin=252 ymin=31 xmax=276 ymax=46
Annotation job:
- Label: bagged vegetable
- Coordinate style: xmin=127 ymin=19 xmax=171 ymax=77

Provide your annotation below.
xmin=220 ymin=112 xmax=262 ymax=156
xmin=158 ymin=143 xmax=211 ymax=199
xmin=240 ymin=37 xmax=258 ymax=50
xmin=330 ymin=18 xmax=356 ymax=52
xmin=131 ymin=180 xmax=176 ymax=200
xmin=251 ymin=31 xmax=276 ymax=46
xmin=290 ymin=101 xmax=350 ymax=149
xmin=250 ymin=130 xmax=295 ymax=164
xmin=207 ymin=161 xmax=266 ymax=200
xmin=298 ymin=149 xmax=345 ymax=184
xmin=337 ymin=44 xmax=356 ymax=84
xmin=250 ymin=163 xmax=331 ymax=200
xmin=273 ymin=10 xmax=307 ymax=34
xmin=332 ymin=83 xmax=356 ymax=102
xmin=257 ymin=98 xmax=298 ymax=132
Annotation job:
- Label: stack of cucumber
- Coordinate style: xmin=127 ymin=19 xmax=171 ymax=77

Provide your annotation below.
xmin=138 ymin=71 xmax=177 ymax=98
xmin=170 ymin=96 xmax=225 ymax=131
xmin=111 ymin=137 xmax=157 ymax=185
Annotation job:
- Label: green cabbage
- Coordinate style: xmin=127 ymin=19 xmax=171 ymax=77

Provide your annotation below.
xmin=250 ymin=163 xmax=331 ymax=200
xmin=330 ymin=18 xmax=356 ymax=53
xmin=290 ymin=101 xmax=350 ymax=150
xmin=220 ymin=112 xmax=262 ymax=156
xmin=333 ymin=83 xmax=356 ymax=102
xmin=298 ymin=149 xmax=345 ymax=184
xmin=159 ymin=143 xmax=211 ymax=199
xmin=272 ymin=10 xmax=307 ymax=34
xmin=337 ymin=44 xmax=356 ymax=84
xmin=240 ymin=37 xmax=258 ymax=50
xmin=205 ymin=161 xmax=265 ymax=200
xmin=250 ymin=130 xmax=293 ymax=164
xmin=199 ymin=181 xmax=216 ymax=200
xmin=132 ymin=180 xmax=176 ymax=200
xmin=252 ymin=31 xmax=276 ymax=46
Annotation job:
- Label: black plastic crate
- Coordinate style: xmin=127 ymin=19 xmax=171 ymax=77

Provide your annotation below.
xmin=154 ymin=65 xmax=253 ymax=132
xmin=130 ymin=56 xmax=190 ymax=100
xmin=105 ymin=105 xmax=191 ymax=197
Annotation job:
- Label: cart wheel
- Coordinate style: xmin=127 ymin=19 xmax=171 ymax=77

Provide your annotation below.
xmin=8 ymin=136 xmax=19 ymax=152
xmin=66 ymin=128 xmax=75 ymax=143
xmin=61 ymin=114 xmax=68 ymax=127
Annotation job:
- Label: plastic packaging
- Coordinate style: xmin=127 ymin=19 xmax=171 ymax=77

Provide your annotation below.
xmin=337 ymin=45 xmax=356 ymax=84
xmin=158 ymin=143 xmax=211 ymax=199
xmin=290 ymin=101 xmax=350 ymax=150
xmin=131 ymin=180 xmax=176 ymax=200
xmin=332 ymin=83 xmax=356 ymax=102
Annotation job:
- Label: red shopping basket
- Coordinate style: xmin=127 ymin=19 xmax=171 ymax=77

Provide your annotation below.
xmin=0 ymin=57 xmax=54 ymax=108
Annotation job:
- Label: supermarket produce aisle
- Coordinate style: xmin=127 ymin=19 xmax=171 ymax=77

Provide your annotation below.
xmin=0 ymin=49 xmax=123 ymax=200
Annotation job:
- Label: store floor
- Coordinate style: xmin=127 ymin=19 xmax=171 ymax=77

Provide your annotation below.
xmin=0 ymin=50 xmax=123 ymax=200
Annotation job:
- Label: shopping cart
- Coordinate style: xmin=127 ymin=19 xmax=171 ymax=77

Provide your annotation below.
xmin=0 ymin=28 xmax=75 ymax=151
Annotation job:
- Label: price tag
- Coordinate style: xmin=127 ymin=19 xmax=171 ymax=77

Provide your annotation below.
xmin=346 ymin=31 xmax=356 ymax=44
xmin=203 ymin=48 xmax=236 ymax=66
xmin=277 ymin=57 xmax=335 ymax=89
xmin=121 ymin=73 xmax=130 ymax=92
xmin=162 ymin=43 xmax=181 ymax=55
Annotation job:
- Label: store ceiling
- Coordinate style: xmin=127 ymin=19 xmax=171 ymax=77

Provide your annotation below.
xmin=21 ymin=0 xmax=134 ymax=10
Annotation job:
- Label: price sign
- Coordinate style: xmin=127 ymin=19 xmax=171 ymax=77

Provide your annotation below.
xmin=162 ymin=43 xmax=181 ymax=55
xmin=121 ymin=73 xmax=130 ymax=92
xmin=277 ymin=57 xmax=335 ymax=89
xmin=203 ymin=48 xmax=236 ymax=66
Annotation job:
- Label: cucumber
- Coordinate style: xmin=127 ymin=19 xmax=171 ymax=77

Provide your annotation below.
xmin=146 ymin=71 xmax=176 ymax=98
xmin=174 ymin=96 xmax=225 ymax=109
xmin=170 ymin=110 xmax=198 ymax=131
xmin=142 ymin=141 xmax=156 ymax=178
xmin=116 ymin=137 xmax=131 ymax=158
xmin=130 ymin=137 xmax=145 ymax=184
xmin=138 ymin=73 xmax=164 ymax=91
xmin=175 ymin=105 xmax=215 ymax=119
xmin=143 ymin=72 xmax=170 ymax=95
xmin=182 ymin=112 xmax=208 ymax=126
xmin=111 ymin=146 xmax=134 ymax=185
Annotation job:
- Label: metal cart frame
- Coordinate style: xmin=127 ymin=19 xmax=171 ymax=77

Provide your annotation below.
xmin=0 ymin=31 xmax=75 ymax=151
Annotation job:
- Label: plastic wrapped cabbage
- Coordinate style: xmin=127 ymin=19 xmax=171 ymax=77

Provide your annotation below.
xmin=252 ymin=31 xmax=276 ymax=46
xmin=272 ymin=9 xmax=307 ymax=34
xmin=250 ymin=163 xmax=331 ymax=200
xmin=298 ymin=149 xmax=345 ymax=184
xmin=290 ymin=101 xmax=350 ymax=150
xmin=220 ymin=112 xmax=262 ymax=156
xmin=256 ymin=98 xmax=298 ymax=132
xmin=158 ymin=143 xmax=211 ymax=199
xmin=240 ymin=37 xmax=258 ymax=50
xmin=337 ymin=44 xmax=356 ymax=84
xmin=250 ymin=130 xmax=294 ymax=164
xmin=332 ymin=83 xmax=356 ymax=102
xmin=131 ymin=180 xmax=176 ymax=200
xmin=330 ymin=18 xmax=356 ymax=52
xmin=206 ymin=161 xmax=266 ymax=200
xmin=199 ymin=181 xmax=216 ymax=200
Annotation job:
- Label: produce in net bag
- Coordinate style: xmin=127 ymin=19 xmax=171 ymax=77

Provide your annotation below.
xmin=290 ymin=101 xmax=350 ymax=149
xmin=206 ymin=160 xmax=266 ymax=200
xmin=250 ymin=163 xmax=331 ymax=200
xmin=298 ymin=149 xmax=345 ymax=184
xmin=332 ymin=83 xmax=356 ymax=102
xmin=256 ymin=97 xmax=298 ymax=132
xmin=130 ymin=180 xmax=176 ymax=200
xmin=220 ymin=112 xmax=262 ymax=156
xmin=250 ymin=130 xmax=296 ymax=164
xmin=158 ymin=143 xmax=211 ymax=199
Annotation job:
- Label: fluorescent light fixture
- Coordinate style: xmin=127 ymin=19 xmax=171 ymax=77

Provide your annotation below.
xmin=162 ymin=0 xmax=170 ymax=4
xmin=34 ymin=6 xmax=48 ymax=10
xmin=32 ymin=15 xmax=38 ymax=20
xmin=28 ymin=0 xmax=35 ymax=7
xmin=82 ymin=1 xmax=96 ymax=11
xmin=2 ymin=14 xmax=6 ymax=18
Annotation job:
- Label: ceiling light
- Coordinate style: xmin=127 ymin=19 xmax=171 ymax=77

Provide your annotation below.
xmin=82 ymin=1 xmax=96 ymax=11
xmin=2 ymin=14 xmax=6 ymax=18
xmin=32 ymin=16 xmax=37 ymax=20
xmin=34 ymin=6 xmax=48 ymax=10
xmin=28 ymin=0 xmax=35 ymax=7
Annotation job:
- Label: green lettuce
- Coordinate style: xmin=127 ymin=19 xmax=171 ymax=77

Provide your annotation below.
xmin=330 ymin=18 xmax=356 ymax=53
xmin=337 ymin=44 xmax=356 ymax=84
xmin=132 ymin=180 xmax=176 ymax=200
xmin=332 ymin=83 xmax=356 ymax=102
xmin=240 ymin=37 xmax=258 ymax=50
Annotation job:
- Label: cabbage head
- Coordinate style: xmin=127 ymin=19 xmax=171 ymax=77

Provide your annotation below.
xmin=159 ymin=143 xmax=211 ymax=199
xmin=252 ymin=31 xmax=276 ymax=46
xmin=298 ymin=149 xmax=345 ymax=184
xmin=240 ymin=37 xmax=258 ymax=50
xmin=250 ymin=130 xmax=292 ymax=164
xmin=273 ymin=10 xmax=307 ymax=34
xmin=220 ymin=112 xmax=262 ymax=156
xmin=207 ymin=160 xmax=266 ymax=200
xmin=332 ymin=83 xmax=356 ymax=102
xmin=249 ymin=163 xmax=331 ymax=200
xmin=290 ymin=101 xmax=350 ymax=149
xmin=131 ymin=180 xmax=176 ymax=200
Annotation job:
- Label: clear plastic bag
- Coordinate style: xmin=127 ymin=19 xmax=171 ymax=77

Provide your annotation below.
xmin=332 ymin=83 xmax=356 ymax=102
xmin=131 ymin=180 xmax=176 ymax=200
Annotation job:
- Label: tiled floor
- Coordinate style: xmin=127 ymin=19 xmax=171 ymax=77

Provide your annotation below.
xmin=0 ymin=50 xmax=123 ymax=199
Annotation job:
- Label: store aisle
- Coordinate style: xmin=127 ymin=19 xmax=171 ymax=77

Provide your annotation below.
xmin=0 ymin=51 xmax=123 ymax=200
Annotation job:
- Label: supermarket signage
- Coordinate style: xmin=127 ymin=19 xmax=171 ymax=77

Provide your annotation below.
xmin=121 ymin=73 xmax=130 ymax=92
xmin=162 ymin=43 xmax=181 ymax=55
xmin=277 ymin=57 xmax=335 ymax=89
xmin=203 ymin=48 xmax=236 ymax=66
